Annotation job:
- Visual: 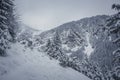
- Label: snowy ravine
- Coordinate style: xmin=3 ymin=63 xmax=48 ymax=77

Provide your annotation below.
xmin=0 ymin=43 xmax=91 ymax=80
xmin=84 ymin=32 xmax=94 ymax=56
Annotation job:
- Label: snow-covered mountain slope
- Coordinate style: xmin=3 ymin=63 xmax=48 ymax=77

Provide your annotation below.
xmin=15 ymin=15 xmax=116 ymax=78
xmin=16 ymin=24 xmax=42 ymax=49
xmin=0 ymin=43 xmax=91 ymax=80
xmin=28 ymin=15 xmax=117 ymax=75
xmin=32 ymin=15 xmax=109 ymax=59
xmin=17 ymin=23 xmax=41 ymax=41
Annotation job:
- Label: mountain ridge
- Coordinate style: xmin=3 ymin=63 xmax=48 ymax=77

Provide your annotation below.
xmin=17 ymin=15 xmax=114 ymax=80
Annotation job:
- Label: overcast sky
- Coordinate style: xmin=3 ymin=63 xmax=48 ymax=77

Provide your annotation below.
xmin=15 ymin=0 xmax=120 ymax=31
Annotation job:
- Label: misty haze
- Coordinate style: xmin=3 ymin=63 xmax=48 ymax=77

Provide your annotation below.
xmin=0 ymin=0 xmax=120 ymax=80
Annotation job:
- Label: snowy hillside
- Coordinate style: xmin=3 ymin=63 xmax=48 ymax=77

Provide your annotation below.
xmin=1 ymin=0 xmax=120 ymax=80
xmin=1 ymin=15 xmax=117 ymax=80
xmin=0 ymin=43 xmax=91 ymax=80
xmin=14 ymin=15 xmax=113 ymax=80
xmin=17 ymin=24 xmax=41 ymax=41
xmin=31 ymin=15 xmax=109 ymax=59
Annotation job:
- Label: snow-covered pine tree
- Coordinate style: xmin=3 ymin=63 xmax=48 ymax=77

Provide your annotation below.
xmin=0 ymin=0 xmax=16 ymax=56
xmin=45 ymin=32 xmax=64 ymax=60
xmin=66 ymin=28 xmax=84 ymax=48
xmin=106 ymin=4 xmax=120 ymax=80
xmin=44 ymin=39 xmax=54 ymax=57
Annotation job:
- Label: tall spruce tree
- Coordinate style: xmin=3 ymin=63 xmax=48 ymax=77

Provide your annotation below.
xmin=0 ymin=0 xmax=16 ymax=56
xmin=106 ymin=4 xmax=120 ymax=80
xmin=45 ymin=32 xmax=64 ymax=60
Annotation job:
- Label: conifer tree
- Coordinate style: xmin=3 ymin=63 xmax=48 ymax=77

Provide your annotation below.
xmin=0 ymin=0 xmax=16 ymax=56
xmin=106 ymin=4 xmax=120 ymax=80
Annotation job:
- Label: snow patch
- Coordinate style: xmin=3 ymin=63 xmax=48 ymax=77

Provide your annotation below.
xmin=84 ymin=32 xmax=94 ymax=56
xmin=62 ymin=44 xmax=70 ymax=51
xmin=71 ymin=46 xmax=81 ymax=52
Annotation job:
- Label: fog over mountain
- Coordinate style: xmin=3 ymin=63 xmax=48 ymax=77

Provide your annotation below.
xmin=14 ymin=0 xmax=119 ymax=31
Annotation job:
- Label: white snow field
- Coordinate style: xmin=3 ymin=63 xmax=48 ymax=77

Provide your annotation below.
xmin=0 ymin=43 xmax=91 ymax=80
